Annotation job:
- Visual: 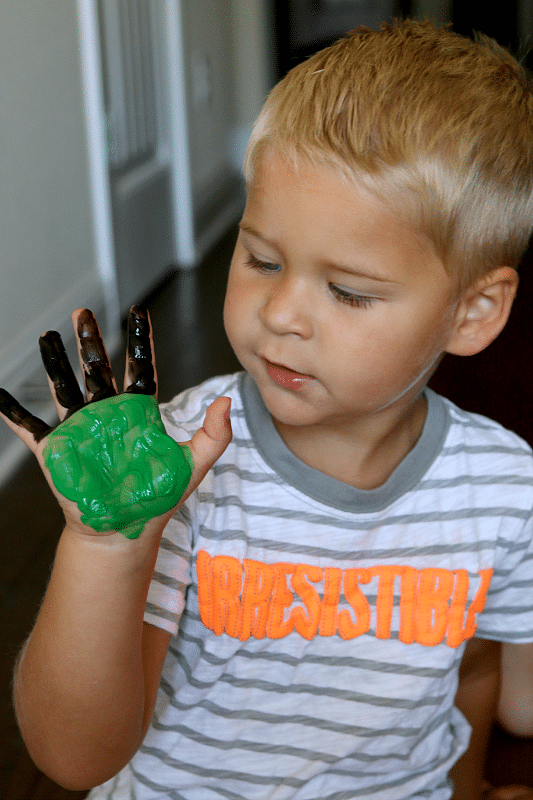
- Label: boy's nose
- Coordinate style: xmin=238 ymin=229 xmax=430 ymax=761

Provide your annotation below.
xmin=259 ymin=277 xmax=313 ymax=338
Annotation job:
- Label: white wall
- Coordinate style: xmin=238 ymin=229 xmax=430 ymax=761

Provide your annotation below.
xmin=229 ymin=0 xmax=275 ymax=172
xmin=181 ymin=0 xmax=235 ymax=195
xmin=170 ymin=0 xmax=273 ymax=262
xmin=0 ymin=1 xmax=108 ymax=365
xmin=0 ymin=0 xmax=109 ymax=480
xmin=181 ymin=0 xmax=274 ymax=186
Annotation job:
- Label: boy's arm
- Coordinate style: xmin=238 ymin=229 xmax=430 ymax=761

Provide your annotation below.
xmin=497 ymin=642 xmax=533 ymax=737
xmin=451 ymin=637 xmax=501 ymax=800
xmin=2 ymin=308 xmax=231 ymax=790
xmin=142 ymin=622 xmax=172 ymax=737
xmin=14 ymin=527 xmax=172 ymax=789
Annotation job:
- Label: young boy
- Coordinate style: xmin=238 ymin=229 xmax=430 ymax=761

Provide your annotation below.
xmin=2 ymin=18 xmax=533 ymax=800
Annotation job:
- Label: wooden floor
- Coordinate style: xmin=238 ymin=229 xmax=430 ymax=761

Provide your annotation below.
xmin=1 ymin=224 xmax=533 ymax=798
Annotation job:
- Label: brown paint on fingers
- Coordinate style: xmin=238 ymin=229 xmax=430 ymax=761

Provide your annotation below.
xmin=125 ymin=305 xmax=156 ymax=395
xmin=0 ymin=388 xmax=52 ymax=443
xmin=39 ymin=331 xmax=85 ymax=416
xmin=76 ymin=309 xmax=117 ymax=402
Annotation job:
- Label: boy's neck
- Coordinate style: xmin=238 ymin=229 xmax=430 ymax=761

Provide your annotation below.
xmin=272 ymin=393 xmax=428 ymax=491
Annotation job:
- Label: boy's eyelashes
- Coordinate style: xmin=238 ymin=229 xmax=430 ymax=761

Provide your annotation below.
xmin=243 ymin=252 xmax=375 ymax=309
xmin=328 ymin=284 xmax=374 ymax=308
xmin=245 ymin=253 xmax=280 ymax=273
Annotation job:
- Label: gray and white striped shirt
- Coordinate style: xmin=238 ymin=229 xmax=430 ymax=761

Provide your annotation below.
xmin=89 ymin=372 xmax=533 ymax=800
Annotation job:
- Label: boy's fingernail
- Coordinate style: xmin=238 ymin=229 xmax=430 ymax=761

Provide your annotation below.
xmin=223 ymin=398 xmax=231 ymax=420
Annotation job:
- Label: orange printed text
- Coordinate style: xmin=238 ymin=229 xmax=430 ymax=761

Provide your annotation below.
xmin=196 ymin=550 xmax=493 ymax=648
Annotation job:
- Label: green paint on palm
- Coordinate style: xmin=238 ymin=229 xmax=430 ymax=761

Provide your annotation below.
xmin=42 ymin=394 xmax=192 ymax=538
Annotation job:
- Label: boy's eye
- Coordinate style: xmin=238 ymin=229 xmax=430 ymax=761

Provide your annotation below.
xmin=244 ymin=254 xmax=374 ymax=308
xmin=245 ymin=253 xmax=280 ymax=273
xmin=329 ymin=284 xmax=374 ymax=308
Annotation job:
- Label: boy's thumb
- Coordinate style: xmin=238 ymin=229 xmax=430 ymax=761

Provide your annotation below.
xmin=186 ymin=396 xmax=232 ymax=487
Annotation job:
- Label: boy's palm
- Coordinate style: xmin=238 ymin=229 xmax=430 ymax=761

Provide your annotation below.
xmin=0 ymin=307 xmax=231 ymax=538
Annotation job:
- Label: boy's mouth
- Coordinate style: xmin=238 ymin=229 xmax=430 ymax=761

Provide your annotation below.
xmin=263 ymin=359 xmax=313 ymax=390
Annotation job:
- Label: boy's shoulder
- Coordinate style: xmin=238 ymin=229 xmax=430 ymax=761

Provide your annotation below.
xmin=436 ymin=389 xmax=532 ymax=446
xmin=431 ymin=388 xmax=533 ymax=477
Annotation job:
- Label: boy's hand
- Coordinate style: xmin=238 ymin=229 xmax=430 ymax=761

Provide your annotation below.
xmin=0 ymin=307 xmax=231 ymax=539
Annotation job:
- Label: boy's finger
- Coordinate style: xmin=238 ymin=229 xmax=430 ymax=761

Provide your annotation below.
xmin=0 ymin=388 xmax=52 ymax=447
xmin=73 ymin=309 xmax=118 ymax=402
xmin=124 ymin=306 xmax=157 ymax=396
xmin=180 ymin=397 xmax=232 ymax=503
xmin=39 ymin=331 xmax=85 ymax=420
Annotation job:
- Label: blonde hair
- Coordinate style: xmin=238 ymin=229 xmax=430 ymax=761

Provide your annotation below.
xmin=244 ymin=19 xmax=533 ymax=290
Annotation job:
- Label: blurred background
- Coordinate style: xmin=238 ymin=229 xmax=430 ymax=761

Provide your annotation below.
xmin=1 ymin=2 xmax=533 ymax=797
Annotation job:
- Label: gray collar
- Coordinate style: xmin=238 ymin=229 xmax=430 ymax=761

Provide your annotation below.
xmin=240 ymin=372 xmax=450 ymax=513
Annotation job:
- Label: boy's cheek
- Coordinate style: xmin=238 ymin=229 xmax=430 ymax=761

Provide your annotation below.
xmin=224 ymin=290 xmax=254 ymax=349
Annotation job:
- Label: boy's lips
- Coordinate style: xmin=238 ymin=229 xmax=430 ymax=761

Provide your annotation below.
xmin=263 ymin=359 xmax=313 ymax=390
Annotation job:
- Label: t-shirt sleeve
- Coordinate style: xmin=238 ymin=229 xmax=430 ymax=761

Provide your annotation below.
xmin=475 ymin=512 xmax=533 ymax=643
xmin=143 ymin=504 xmax=194 ymax=635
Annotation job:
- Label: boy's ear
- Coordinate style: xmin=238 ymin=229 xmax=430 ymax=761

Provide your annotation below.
xmin=446 ymin=267 xmax=519 ymax=356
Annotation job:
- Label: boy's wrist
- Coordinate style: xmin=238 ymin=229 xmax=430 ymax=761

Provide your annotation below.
xmin=60 ymin=516 xmax=168 ymax=566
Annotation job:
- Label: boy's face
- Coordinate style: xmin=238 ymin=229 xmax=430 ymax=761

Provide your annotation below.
xmin=224 ymin=152 xmax=460 ymax=436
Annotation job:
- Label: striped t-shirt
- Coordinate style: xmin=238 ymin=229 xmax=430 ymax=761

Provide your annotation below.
xmin=88 ymin=372 xmax=533 ymax=800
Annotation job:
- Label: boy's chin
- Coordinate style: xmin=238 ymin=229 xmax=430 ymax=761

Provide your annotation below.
xmin=254 ymin=379 xmax=323 ymax=429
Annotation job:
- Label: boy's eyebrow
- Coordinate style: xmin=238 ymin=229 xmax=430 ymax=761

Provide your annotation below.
xmin=239 ymin=222 xmax=272 ymax=246
xmin=323 ymin=262 xmax=399 ymax=284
